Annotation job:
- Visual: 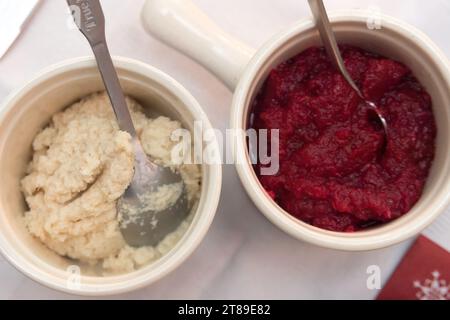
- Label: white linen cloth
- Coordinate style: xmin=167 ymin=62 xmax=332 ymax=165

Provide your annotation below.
xmin=0 ymin=0 xmax=448 ymax=299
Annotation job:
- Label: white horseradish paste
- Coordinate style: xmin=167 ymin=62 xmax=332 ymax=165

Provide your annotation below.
xmin=21 ymin=92 xmax=201 ymax=274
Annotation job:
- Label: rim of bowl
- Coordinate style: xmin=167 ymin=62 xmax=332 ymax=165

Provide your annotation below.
xmin=0 ymin=56 xmax=222 ymax=295
xmin=231 ymin=10 xmax=450 ymax=251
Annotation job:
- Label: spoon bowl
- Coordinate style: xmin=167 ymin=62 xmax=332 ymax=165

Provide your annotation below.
xmin=117 ymin=138 xmax=189 ymax=247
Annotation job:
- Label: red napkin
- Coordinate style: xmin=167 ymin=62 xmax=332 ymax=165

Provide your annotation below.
xmin=377 ymin=236 xmax=450 ymax=300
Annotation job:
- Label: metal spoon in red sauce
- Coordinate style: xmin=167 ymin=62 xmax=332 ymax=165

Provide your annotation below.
xmin=308 ymin=0 xmax=388 ymax=153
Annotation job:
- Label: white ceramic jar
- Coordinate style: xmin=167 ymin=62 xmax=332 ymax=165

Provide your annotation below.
xmin=0 ymin=57 xmax=222 ymax=295
xmin=142 ymin=0 xmax=450 ymax=251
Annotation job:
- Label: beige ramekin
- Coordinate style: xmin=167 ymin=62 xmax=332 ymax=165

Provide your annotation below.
xmin=0 ymin=57 xmax=222 ymax=295
xmin=142 ymin=0 xmax=450 ymax=250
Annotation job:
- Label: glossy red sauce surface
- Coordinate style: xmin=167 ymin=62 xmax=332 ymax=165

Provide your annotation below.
xmin=251 ymin=45 xmax=436 ymax=232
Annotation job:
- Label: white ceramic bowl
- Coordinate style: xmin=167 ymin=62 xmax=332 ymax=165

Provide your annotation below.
xmin=0 ymin=57 xmax=222 ymax=295
xmin=143 ymin=0 xmax=450 ymax=250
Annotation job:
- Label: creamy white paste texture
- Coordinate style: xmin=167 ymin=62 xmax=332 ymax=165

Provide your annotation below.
xmin=21 ymin=92 xmax=201 ymax=274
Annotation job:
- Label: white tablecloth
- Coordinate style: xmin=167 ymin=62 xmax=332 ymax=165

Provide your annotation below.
xmin=0 ymin=0 xmax=449 ymax=300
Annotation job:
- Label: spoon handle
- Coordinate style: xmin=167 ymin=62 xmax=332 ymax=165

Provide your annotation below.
xmin=307 ymin=0 xmax=362 ymax=97
xmin=92 ymin=43 xmax=137 ymax=136
xmin=67 ymin=0 xmax=137 ymax=137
